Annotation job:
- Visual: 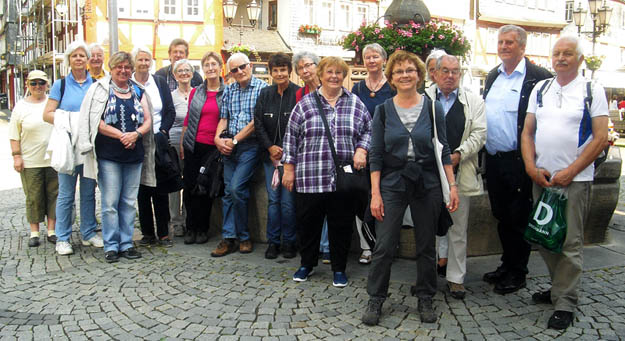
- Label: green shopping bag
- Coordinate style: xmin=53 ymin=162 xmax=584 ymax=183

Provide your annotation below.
xmin=524 ymin=187 xmax=568 ymax=253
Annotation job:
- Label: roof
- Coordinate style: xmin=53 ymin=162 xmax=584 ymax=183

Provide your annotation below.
xmin=222 ymin=26 xmax=291 ymax=54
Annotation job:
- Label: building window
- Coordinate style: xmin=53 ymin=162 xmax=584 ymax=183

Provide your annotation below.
xmin=339 ymin=3 xmax=351 ymax=31
xmin=319 ymin=1 xmax=334 ymax=29
xmin=565 ymin=1 xmax=574 ymax=22
xmin=303 ymin=0 xmax=315 ymax=25
xmin=183 ymin=0 xmax=202 ymax=20
xmin=133 ymin=1 xmax=154 ymax=19
xmin=356 ymin=6 xmax=368 ymax=27
xmin=164 ymin=0 xmax=176 ymax=15
xmin=268 ymin=1 xmax=277 ymax=29
xmin=117 ymin=0 xmax=131 ymax=18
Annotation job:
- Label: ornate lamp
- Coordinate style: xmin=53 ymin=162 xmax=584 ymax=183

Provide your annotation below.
xmin=247 ymin=0 xmax=261 ymax=28
xmin=223 ymin=0 xmax=237 ymax=25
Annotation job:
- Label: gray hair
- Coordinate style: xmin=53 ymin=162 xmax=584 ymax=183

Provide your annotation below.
xmin=173 ymin=59 xmax=194 ymax=73
xmin=88 ymin=43 xmax=104 ymax=54
xmin=292 ymin=51 xmax=321 ymax=71
xmin=425 ymin=49 xmax=447 ymax=81
xmin=553 ymin=35 xmax=584 ymax=59
xmin=436 ymin=55 xmax=460 ymax=70
xmin=131 ymin=46 xmax=153 ymax=63
xmin=64 ymin=40 xmax=90 ymax=67
xmin=498 ymin=25 xmax=527 ymax=47
xmin=226 ymin=52 xmax=251 ymax=70
xmin=362 ymin=43 xmax=387 ymax=60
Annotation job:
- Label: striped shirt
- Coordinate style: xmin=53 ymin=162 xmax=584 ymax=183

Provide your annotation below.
xmin=282 ymin=89 xmax=372 ymax=193
xmin=220 ymin=76 xmax=268 ymax=136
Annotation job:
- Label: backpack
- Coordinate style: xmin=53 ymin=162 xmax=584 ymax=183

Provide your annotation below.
xmin=58 ymin=76 xmax=97 ymax=104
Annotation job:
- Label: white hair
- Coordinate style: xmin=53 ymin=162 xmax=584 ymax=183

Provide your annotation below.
xmin=173 ymin=59 xmax=194 ymax=73
xmin=131 ymin=46 xmax=153 ymax=67
xmin=88 ymin=43 xmax=104 ymax=54
xmin=425 ymin=49 xmax=447 ymax=81
xmin=226 ymin=52 xmax=251 ymax=71
xmin=553 ymin=35 xmax=584 ymax=59
xmin=64 ymin=40 xmax=90 ymax=68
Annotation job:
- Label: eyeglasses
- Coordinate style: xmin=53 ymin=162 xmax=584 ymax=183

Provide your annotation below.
xmin=176 ymin=68 xmax=193 ymax=74
xmin=29 ymin=80 xmax=47 ymax=86
xmin=296 ymin=62 xmax=315 ymax=72
xmin=230 ymin=63 xmax=249 ymax=74
xmin=114 ymin=65 xmax=132 ymax=71
xmin=440 ymin=68 xmax=460 ymax=76
xmin=392 ymin=68 xmax=417 ymax=76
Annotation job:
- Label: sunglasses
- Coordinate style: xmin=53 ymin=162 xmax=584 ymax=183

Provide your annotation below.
xmin=29 ymin=80 xmax=47 ymax=86
xmin=230 ymin=63 xmax=248 ymax=74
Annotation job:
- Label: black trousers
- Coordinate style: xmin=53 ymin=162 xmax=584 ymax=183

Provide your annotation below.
xmin=296 ymin=191 xmax=355 ymax=272
xmin=485 ymin=153 xmax=532 ymax=276
xmin=183 ymin=143 xmax=216 ymax=234
xmin=138 ymin=185 xmax=170 ymax=239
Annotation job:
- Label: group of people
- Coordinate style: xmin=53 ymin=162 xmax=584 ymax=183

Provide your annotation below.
xmin=8 ymin=24 xmax=608 ymax=330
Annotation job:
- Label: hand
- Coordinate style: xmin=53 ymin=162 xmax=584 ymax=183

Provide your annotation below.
xmin=353 ymin=148 xmax=367 ymax=170
xmin=451 ymin=152 xmax=461 ymax=168
xmin=13 ymin=156 xmax=24 ymax=173
xmin=529 ymin=166 xmax=552 ymax=188
xmin=550 ymin=168 xmax=574 ymax=187
xmin=215 ymin=137 xmax=233 ymax=156
xmin=120 ymin=132 xmax=138 ymax=148
xmin=282 ymin=168 xmax=295 ymax=192
xmin=447 ymin=186 xmax=459 ymax=213
xmin=268 ymin=145 xmax=283 ymax=162
xmin=370 ymin=193 xmax=384 ymax=221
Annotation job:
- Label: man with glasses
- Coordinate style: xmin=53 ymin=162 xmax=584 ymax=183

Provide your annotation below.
xmin=211 ymin=52 xmax=268 ymax=257
xmin=155 ymin=38 xmax=203 ymax=91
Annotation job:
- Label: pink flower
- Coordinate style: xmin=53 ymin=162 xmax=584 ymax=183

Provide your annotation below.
xmin=430 ymin=35 xmax=434 ymax=39
xmin=351 ymin=40 xmax=356 ymax=46
xmin=438 ymin=34 xmax=445 ymax=40
xmin=374 ymin=28 xmax=380 ymax=34
xmin=356 ymin=46 xmax=359 ymax=52
xmin=379 ymin=34 xmax=384 ymax=38
xmin=406 ymin=32 xmax=413 ymax=37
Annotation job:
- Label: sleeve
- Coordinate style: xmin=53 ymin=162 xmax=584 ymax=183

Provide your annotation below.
xmin=282 ymin=101 xmax=303 ymax=165
xmin=456 ymin=93 xmax=487 ymax=160
xmin=253 ymin=89 xmax=273 ymax=150
xmin=591 ymin=83 xmax=609 ymax=118
xmin=351 ymin=81 xmax=359 ymax=96
xmin=354 ymin=99 xmax=372 ymax=152
xmin=49 ymin=79 xmax=62 ymax=101
xmin=154 ymin=66 xmax=167 ymax=79
xmin=219 ymin=86 xmax=231 ymax=120
xmin=183 ymin=88 xmax=197 ymax=127
xmin=7 ymin=102 xmax=22 ymax=140
xmin=526 ymin=80 xmax=542 ymax=115
xmin=369 ymin=103 xmax=385 ymax=172
xmin=434 ymin=100 xmax=451 ymax=165
xmin=156 ymin=76 xmax=175 ymax=132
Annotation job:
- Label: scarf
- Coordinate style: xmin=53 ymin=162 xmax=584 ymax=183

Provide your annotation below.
xmin=104 ymin=80 xmax=144 ymax=130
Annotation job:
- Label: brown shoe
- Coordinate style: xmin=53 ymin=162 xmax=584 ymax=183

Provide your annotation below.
xmin=239 ymin=239 xmax=253 ymax=253
xmin=211 ymin=239 xmax=236 ymax=257
xmin=448 ymin=281 xmax=466 ymax=299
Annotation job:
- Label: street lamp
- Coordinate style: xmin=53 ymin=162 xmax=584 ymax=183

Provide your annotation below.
xmin=572 ymin=0 xmax=612 ymax=55
xmin=223 ymin=0 xmax=237 ymax=25
xmin=222 ymin=0 xmax=262 ymax=45
xmin=247 ymin=0 xmax=261 ymax=28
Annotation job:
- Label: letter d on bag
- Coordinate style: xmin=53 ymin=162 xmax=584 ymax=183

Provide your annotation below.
xmin=533 ymin=201 xmax=553 ymax=225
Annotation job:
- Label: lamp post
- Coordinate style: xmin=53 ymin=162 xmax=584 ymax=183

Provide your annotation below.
xmin=572 ymin=0 xmax=612 ymax=55
xmin=222 ymin=0 xmax=262 ymax=45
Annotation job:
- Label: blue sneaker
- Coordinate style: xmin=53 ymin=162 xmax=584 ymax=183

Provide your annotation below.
xmin=333 ymin=272 xmax=348 ymax=287
xmin=293 ymin=267 xmax=314 ymax=282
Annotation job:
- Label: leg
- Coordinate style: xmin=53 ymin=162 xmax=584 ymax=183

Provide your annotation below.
xmin=137 ymin=185 xmax=156 ymax=238
xmin=77 ymin=165 xmax=98 ymax=241
xmin=44 ymin=167 xmax=59 ymax=232
xmin=296 ymin=193 xmax=325 ymax=269
xmin=20 ymin=168 xmax=46 ymax=226
xmin=325 ymin=191 xmax=357 ymax=273
xmin=446 ymin=195 xmax=470 ymax=284
xmin=221 ymin=153 xmax=237 ymax=239
xmin=55 ymin=170 xmax=79 ymax=242
xmin=152 ymin=190 xmax=170 ymax=239
xmin=263 ymin=159 xmax=281 ymax=245
xmin=119 ymin=163 xmax=143 ymax=252
xmin=98 ymin=160 xmax=123 ymax=252
xmin=411 ymin=187 xmax=442 ymax=299
xmin=228 ymin=143 xmax=259 ymax=241
xmin=320 ymin=220 xmax=330 ymax=253
xmin=280 ymin=178 xmax=297 ymax=245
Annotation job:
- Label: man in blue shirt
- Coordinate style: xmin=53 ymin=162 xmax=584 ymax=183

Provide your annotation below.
xmin=482 ymin=25 xmax=552 ymax=295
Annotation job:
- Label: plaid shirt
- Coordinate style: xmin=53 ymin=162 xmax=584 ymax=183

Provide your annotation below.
xmin=220 ymin=76 xmax=268 ymax=135
xmin=282 ymin=88 xmax=372 ymax=193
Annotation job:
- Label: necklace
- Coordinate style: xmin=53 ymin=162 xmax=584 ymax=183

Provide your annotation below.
xmin=178 ymin=87 xmax=191 ymax=100
xmin=110 ymin=81 xmax=131 ymax=94
xmin=368 ymin=75 xmax=385 ymax=98
xmin=320 ymin=87 xmax=342 ymax=102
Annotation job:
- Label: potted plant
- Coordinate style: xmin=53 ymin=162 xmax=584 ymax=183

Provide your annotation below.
xmin=299 ymin=24 xmax=322 ymax=36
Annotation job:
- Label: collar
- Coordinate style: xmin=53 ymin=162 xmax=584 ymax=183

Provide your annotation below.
xmin=554 ymin=73 xmax=583 ymax=90
xmin=233 ymin=75 xmax=260 ymax=90
xmin=132 ymin=73 xmax=153 ymax=87
xmin=67 ymin=70 xmax=91 ymax=83
xmin=498 ymin=57 xmax=526 ymax=77
xmin=437 ymin=88 xmax=458 ymax=100
xmin=88 ymin=66 xmax=106 ymax=79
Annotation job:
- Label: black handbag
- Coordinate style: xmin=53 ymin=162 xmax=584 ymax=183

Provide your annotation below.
xmin=191 ymin=149 xmax=224 ymax=198
xmin=313 ymin=92 xmax=369 ymax=195
xmin=437 ymin=202 xmax=453 ymax=236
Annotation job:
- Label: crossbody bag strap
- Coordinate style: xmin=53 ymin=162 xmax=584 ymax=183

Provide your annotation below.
xmin=313 ymin=92 xmax=340 ymax=168
xmin=429 ymin=97 xmax=438 ymax=142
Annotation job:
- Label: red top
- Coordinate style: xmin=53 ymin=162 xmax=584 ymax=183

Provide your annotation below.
xmin=295 ymin=84 xmax=313 ymax=103
xmin=619 ymin=100 xmax=625 ymax=110
xmin=183 ymin=88 xmax=220 ymax=145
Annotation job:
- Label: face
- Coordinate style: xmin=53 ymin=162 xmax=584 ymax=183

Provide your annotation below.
xmin=174 ymin=63 xmax=194 ymax=84
xmin=27 ymin=79 xmax=48 ymax=96
xmin=296 ymin=57 xmax=317 ymax=83
xmin=552 ymin=40 xmax=582 ymax=77
xmin=169 ymin=44 xmax=188 ymax=64
xmin=202 ymin=57 xmax=221 ymax=81
xmin=319 ymin=65 xmax=344 ymax=92
xmin=270 ymin=66 xmax=290 ymax=87
xmin=427 ymin=59 xmax=437 ymax=84
xmin=229 ymin=57 xmax=251 ymax=85
xmin=89 ymin=47 xmax=104 ymax=70
xmin=111 ymin=60 xmax=133 ymax=84
xmin=135 ymin=51 xmax=152 ymax=74
xmin=436 ymin=57 xmax=461 ymax=95
xmin=69 ymin=48 xmax=88 ymax=71
xmin=390 ymin=60 xmax=419 ymax=93
xmin=497 ymin=31 xmax=525 ymax=67
xmin=364 ymin=50 xmax=384 ymax=73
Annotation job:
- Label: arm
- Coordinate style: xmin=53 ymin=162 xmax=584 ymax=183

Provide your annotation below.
xmin=444 ymin=164 xmax=459 ymax=212
xmin=179 ymin=126 xmax=187 ymax=160
xmin=281 ymin=102 xmax=303 ymax=192
xmin=521 ymin=112 xmax=551 ymax=188
xmin=233 ymin=120 xmax=255 ymax=143
xmin=214 ymin=118 xmax=233 ymax=155
xmin=370 ymin=170 xmax=384 ymax=221
xmin=455 ymin=94 xmax=487 ymax=167
xmin=10 ymin=140 xmax=24 ymax=173
xmin=353 ymin=100 xmax=372 ymax=168
xmin=156 ymin=76 xmax=175 ymax=133
xmin=282 ymin=163 xmax=295 ymax=192
xmin=434 ymin=100 xmax=451 ymax=165
xmin=118 ymin=95 xmax=153 ymax=148
xmin=43 ymin=99 xmax=59 ymax=124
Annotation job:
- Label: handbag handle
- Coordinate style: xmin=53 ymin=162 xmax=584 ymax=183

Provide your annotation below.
xmin=313 ymin=92 xmax=341 ymax=169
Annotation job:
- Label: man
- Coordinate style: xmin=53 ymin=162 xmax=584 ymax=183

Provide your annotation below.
xmin=155 ymin=38 xmax=203 ymax=91
xmin=211 ymin=52 xmax=268 ymax=257
xmin=482 ymin=25 xmax=552 ymax=294
xmin=87 ymin=43 xmax=107 ymax=80
xmin=425 ymin=55 xmax=486 ymax=299
xmin=521 ymin=36 xmax=608 ymax=330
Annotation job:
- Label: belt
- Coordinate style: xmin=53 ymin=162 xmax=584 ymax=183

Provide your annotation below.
xmin=487 ymin=151 xmax=519 ymax=159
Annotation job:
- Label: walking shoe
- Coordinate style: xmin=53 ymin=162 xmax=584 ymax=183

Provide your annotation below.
xmin=281 ymin=243 xmax=297 ymax=259
xmin=359 ymin=250 xmax=372 ymax=264
xmin=494 ymin=274 xmax=526 ymax=295
xmin=46 ymin=235 xmax=57 ymax=244
xmin=159 ymin=238 xmax=174 ymax=248
xmin=28 ymin=237 xmax=40 ymax=247
xmin=332 ymin=272 xmax=348 ymax=287
xmin=265 ymin=243 xmax=280 ymax=259
xmin=195 ymin=231 xmax=209 ymax=244
xmin=211 ymin=239 xmax=236 ymax=257
xmin=417 ymin=298 xmax=437 ymax=323
xmin=483 ymin=266 xmax=508 ymax=284
xmin=532 ymin=290 xmax=552 ymax=304
xmin=138 ymin=236 xmax=157 ymax=246
xmin=173 ymin=224 xmax=185 ymax=237
xmin=293 ymin=267 xmax=314 ymax=282
xmin=82 ymin=235 xmax=104 ymax=248
xmin=184 ymin=230 xmax=196 ymax=244
xmin=548 ymin=310 xmax=573 ymax=330
xmin=56 ymin=241 xmax=74 ymax=255
xmin=448 ymin=281 xmax=466 ymax=300
xmin=239 ymin=240 xmax=253 ymax=253
xmin=321 ymin=252 xmax=331 ymax=264
xmin=104 ymin=251 xmax=119 ymax=263
xmin=120 ymin=247 xmax=142 ymax=259
xmin=362 ymin=298 xmax=384 ymax=326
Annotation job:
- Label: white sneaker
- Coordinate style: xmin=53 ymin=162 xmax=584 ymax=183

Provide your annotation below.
xmin=82 ymin=234 xmax=104 ymax=248
xmin=56 ymin=241 xmax=74 ymax=255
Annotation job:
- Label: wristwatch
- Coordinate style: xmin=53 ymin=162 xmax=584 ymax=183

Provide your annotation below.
xmin=136 ymin=131 xmax=143 ymax=140
xmin=232 ymin=138 xmax=238 ymax=145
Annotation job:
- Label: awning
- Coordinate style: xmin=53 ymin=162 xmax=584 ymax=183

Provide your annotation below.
xmin=223 ymin=27 xmax=291 ymax=54
xmin=594 ymin=70 xmax=625 ymax=89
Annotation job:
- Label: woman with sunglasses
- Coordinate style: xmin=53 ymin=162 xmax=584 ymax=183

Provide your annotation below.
xmin=9 ymin=70 xmax=58 ymax=247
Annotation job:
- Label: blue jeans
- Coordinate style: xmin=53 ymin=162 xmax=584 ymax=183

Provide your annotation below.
xmin=55 ymin=165 xmax=97 ymax=242
xmin=98 ymin=159 xmax=142 ymax=253
xmin=262 ymin=159 xmax=296 ymax=245
xmin=320 ymin=218 xmax=329 ymax=253
xmin=222 ymin=142 xmax=259 ymax=241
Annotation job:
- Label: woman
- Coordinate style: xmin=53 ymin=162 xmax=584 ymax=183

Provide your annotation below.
xmin=282 ymin=56 xmax=371 ymax=288
xmin=169 ymin=59 xmax=194 ymax=237
xmin=9 ymin=70 xmax=57 ymax=247
xmin=180 ymin=51 xmax=224 ymax=244
xmin=78 ymin=51 xmax=152 ymax=263
xmin=132 ymin=47 xmax=176 ymax=248
xmin=350 ymin=43 xmax=396 ymax=265
xmin=362 ymin=51 xmax=459 ymax=325
xmin=43 ymin=40 xmax=102 ymax=256
xmin=254 ymin=53 xmax=300 ymax=260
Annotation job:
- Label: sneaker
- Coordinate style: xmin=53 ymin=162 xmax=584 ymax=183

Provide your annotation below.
xmin=82 ymin=235 xmax=104 ymax=248
xmin=532 ymin=290 xmax=552 ymax=304
xmin=195 ymin=231 xmax=209 ymax=244
xmin=137 ymin=236 xmax=157 ymax=246
xmin=265 ymin=243 xmax=280 ymax=259
xmin=321 ymin=252 xmax=331 ymax=264
xmin=159 ymin=238 xmax=174 ymax=248
xmin=293 ymin=267 xmax=314 ymax=282
xmin=548 ymin=310 xmax=573 ymax=330
xmin=28 ymin=237 xmax=40 ymax=247
xmin=282 ymin=243 xmax=297 ymax=259
xmin=448 ymin=281 xmax=466 ymax=300
xmin=417 ymin=298 xmax=437 ymax=323
xmin=173 ymin=224 xmax=185 ymax=237
xmin=332 ymin=272 xmax=348 ymax=288
xmin=56 ymin=241 xmax=74 ymax=255
xmin=362 ymin=298 xmax=384 ymax=326
xmin=184 ymin=230 xmax=196 ymax=244
xmin=120 ymin=247 xmax=142 ymax=259
xmin=239 ymin=240 xmax=253 ymax=253
xmin=46 ymin=235 xmax=57 ymax=244
xmin=211 ymin=239 xmax=236 ymax=257
xmin=104 ymin=250 xmax=119 ymax=263
xmin=359 ymin=250 xmax=372 ymax=264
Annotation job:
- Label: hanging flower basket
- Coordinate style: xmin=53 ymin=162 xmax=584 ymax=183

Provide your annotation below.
xmin=228 ymin=44 xmax=254 ymax=56
xmin=299 ymin=24 xmax=322 ymax=36
xmin=585 ymin=55 xmax=604 ymax=71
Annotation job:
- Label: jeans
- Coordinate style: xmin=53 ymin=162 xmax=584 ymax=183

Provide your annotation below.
xmin=98 ymin=159 xmax=142 ymax=253
xmin=262 ymin=159 xmax=296 ymax=245
xmin=55 ymin=164 xmax=97 ymax=242
xmin=222 ymin=142 xmax=259 ymax=241
xmin=319 ymin=219 xmax=330 ymax=253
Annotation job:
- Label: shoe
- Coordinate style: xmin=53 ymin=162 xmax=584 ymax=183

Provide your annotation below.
xmin=211 ymin=239 xmax=236 ymax=257
xmin=532 ymin=290 xmax=552 ymax=304
xmin=548 ymin=310 xmax=573 ymax=330
xmin=282 ymin=243 xmax=297 ymax=259
xmin=437 ymin=263 xmax=447 ymax=278
xmin=265 ymin=243 xmax=280 ymax=259
xmin=120 ymin=247 xmax=142 ymax=259
xmin=195 ymin=231 xmax=209 ymax=244
xmin=448 ymin=282 xmax=466 ymax=300
xmin=332 ymin=272 xmax=348 ymax=287
xmin=82 ymin=235 xmax=104 ymax=248
xmin=494 ymin=274 xmax=527 ymax=295
xmin=359 ymin=250 xmax=372 ymax=264
xmin=28 ymin=237 xmax=40 ymax=247
xmin=483 ymin=267 xmax=508 ymax=284
xmin=362 ymin=298 xmax=384 ymax=326
xmin=410 ymin=285 xmax=417 ymax=297
xmin=46 ymin=235 xmax=57 ymax=244
xmin=137 ymin=236 xmax=157 ymax=246
xmin=159 ymin=238 xmax=174 ymax=248
xmin=293 ymin=267 xmax=314 ymax=282
xmin=56 ymin=241 xmax=74 ymax=255
xmin=173 ymin=224 xmax=185 ymax=237
xmin=239 ymin=240 xmax=253 ymax=253
xmin=104 ymin=251 xmax=119 ymax=263
xmin=184 ymin=230 xmax=196 ymax=244
xmin=321 ymin=252 xmax=331 ymax=264
xmin=417 ymin=298 xmax=437 ymax=323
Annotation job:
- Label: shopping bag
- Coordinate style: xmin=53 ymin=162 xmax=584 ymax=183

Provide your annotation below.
xmin=524 ymin=187 xmax=568 ymax=253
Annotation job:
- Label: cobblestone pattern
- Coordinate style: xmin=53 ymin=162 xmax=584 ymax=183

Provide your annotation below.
xmin=1 ymin=187 xmax=625 ymax=340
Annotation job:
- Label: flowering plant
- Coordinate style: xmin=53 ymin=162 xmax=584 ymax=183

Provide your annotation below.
xmin=342 ymin=20 xmax=471 ymax=61
xmin=299 ymin=24 xmax=322 ymax=35
xmin=585 ymin=55 xmax=604 ymax=71
xmin=228 ymin=44 xmax=254 ymax=56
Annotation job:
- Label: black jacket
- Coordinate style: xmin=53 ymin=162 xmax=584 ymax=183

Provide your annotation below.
xmin=482 ymin=57 xmax=552 ymax=153
xmin=151 ymin=74 xmax=176 ymax=133
xmin=154 ymin=132 xmax=183 ymax=193
xmin=253 ymin=82 xmax=300 ymax=151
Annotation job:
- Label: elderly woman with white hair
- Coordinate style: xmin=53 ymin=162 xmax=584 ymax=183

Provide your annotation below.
xmin=425 ymin=49 xmax=448 ymax=86
xmin=43 ymin=40 xmax=103 ymax=256
xmin=131 ymin=46 xmax=177 ymax=248
xmin=87 ymin=43 xmax=108 ymax=80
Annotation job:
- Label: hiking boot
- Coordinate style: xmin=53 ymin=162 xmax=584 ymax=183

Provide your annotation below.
xmin=448 ymin=281 xmax=466 ymax=300
xmin=362 ymin=298 xmax=384 ymax=326
xmin=265 ymin=243 xmax=280 ymax=259
xmin=211 ymin=239 xmax=236 ymax=257
xmin=195 ymin=231 xmax=209 ymax=244
xmin=138 ymin=236 xmax=157 ymax=247
xmin=417 ymin=298 xmax=437 ymax=323
xmin=239 ymin=240 xmax=253 ymax=253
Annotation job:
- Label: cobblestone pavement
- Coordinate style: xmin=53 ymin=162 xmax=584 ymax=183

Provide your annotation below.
xmin=1 ymin=182 xmax=625 ymax=340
